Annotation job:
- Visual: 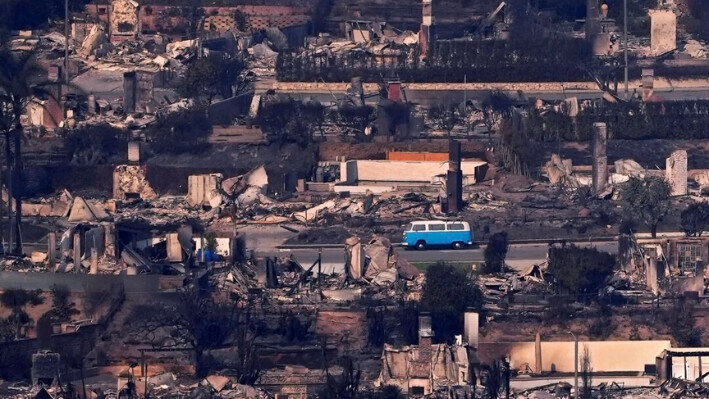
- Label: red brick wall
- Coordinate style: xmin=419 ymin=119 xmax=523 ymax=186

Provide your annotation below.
xmin=419 ymin=336 xmax=432 ymax=362
xmin=386 ymin=151 xmax=449 ymax=161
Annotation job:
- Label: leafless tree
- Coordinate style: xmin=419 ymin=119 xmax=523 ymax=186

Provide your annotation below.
xmin=126 ymin=287 xmax=259 ymax=379
xmin=429 ymin=102 xmax=461 ymax=137
xmin=320 ymin=340 xmax=361 ymax=399
xmin=581 ymin=345 xmax=593 ymax=399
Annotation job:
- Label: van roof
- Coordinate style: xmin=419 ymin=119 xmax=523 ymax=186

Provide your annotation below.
xmin=410 ymin=220 xmax=469 ymax=225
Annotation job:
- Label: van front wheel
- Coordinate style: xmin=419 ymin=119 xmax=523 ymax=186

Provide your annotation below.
xmin=452 ymin=242 xmax=464 ymax=250
xmin=416 ymin=241 xmax=427 ymax=250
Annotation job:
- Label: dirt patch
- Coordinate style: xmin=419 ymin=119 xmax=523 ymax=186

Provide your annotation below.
xmin=319 ymin=138 xmax=488 ymax=161
xmin=480 ymin=312 xmax=675 ymax=343
xmin=285 ymin=226 xmax=350 ymax=245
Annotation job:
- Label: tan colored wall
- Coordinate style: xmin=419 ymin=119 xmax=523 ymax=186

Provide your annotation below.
xmin=502 ymin=340 xmax=671 ymax=373
xmin=347 ymin=160 xmax=485 ymax=183
xmin=650 ymin=10 xmax=676 ymax=55
xmin=315 ymin=310 xmax=367 ymax=351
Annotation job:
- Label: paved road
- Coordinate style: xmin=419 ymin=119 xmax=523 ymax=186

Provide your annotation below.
xmin=259 ymin=241 xmax=618 ymax=273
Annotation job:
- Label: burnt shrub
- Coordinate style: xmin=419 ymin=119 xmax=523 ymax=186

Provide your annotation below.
xmin=147 ymin=107 xmax=211 ymax=155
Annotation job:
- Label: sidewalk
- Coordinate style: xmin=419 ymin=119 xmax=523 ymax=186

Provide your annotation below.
xmin=276 ymin=231 xmax=691 ymax=249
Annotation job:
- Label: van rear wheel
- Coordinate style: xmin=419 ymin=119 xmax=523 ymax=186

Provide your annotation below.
xmin=416 ymin=241 xmax=427 ymax=250
xmin=452 ymin=242 xmax=464 ymax=250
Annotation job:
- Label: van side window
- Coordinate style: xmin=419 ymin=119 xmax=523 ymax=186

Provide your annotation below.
xmin=412 ymin=224 xmax=426 ymax=231
xmin=448 ymin=223 xmax=465 ymax=230
xmin=429 ymin=224 xmax=446 ymax=231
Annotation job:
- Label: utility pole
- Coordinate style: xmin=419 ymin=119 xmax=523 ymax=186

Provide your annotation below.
xmin=624 ymin=0 xmax=629 ymax=98
xmin=65 ymin=0 xmax=69 ymax=84
xmin=568 ymin=331 xmax=579 ymax=399
xmin=64 ymin=0 xmax=70 ymax=128
xmin=463 ymin=74 xmax=467 ymax=106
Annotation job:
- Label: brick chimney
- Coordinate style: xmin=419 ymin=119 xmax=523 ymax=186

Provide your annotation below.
xmin=420 ymin=0 xmax=434 ymax=58
xmin=586 ymin=0 xmax=600 ymax=40
xmin=418 ymin=312 xmax=434 ymax=362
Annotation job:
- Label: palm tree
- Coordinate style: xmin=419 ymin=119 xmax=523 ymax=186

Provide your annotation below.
xmin=0 ymin=47 xmax=66 ymax=255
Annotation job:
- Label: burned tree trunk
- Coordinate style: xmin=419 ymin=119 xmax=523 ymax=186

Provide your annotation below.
xmin=194 ymin=347 xmax=205 ymax=378
xmin=12 ymin=124 xmax=22 ymax=255
xmin=4 ymin=132 xmax=11 ymax=252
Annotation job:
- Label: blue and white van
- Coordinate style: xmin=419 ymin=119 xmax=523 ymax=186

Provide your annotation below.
xmin=402 ymin=220 xmax=473 ymax=250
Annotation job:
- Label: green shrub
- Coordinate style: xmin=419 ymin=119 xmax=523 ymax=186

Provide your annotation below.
xmin=548 ymin=244 xmax=615 ymax=295
xmin=421 ymin=261 xmax=483 ymax=343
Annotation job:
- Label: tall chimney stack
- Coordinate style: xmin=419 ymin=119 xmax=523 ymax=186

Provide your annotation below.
xmin=420 ymin=0 xmax=434 ymax=58
xmin=586 ymin=0 xmax=601 ymax=41
xmin=464 ymin=311 xmax=479 ymax=348
xmin=418 ymin=312 xmax=434 ymax=363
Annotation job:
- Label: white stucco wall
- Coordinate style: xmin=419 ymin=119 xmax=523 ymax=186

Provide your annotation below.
xmin=505 ymin=340 xmax=671 ymax=373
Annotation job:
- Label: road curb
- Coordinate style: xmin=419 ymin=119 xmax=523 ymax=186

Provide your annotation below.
xmin=276 ymin=244 xmax=348 ymax=249
xmin=276 ymin=235 xmax=621 ymax=250
xmin=275 ymin=231 xmax=691 ymax=250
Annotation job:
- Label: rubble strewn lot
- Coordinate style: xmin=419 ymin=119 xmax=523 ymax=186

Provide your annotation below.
xmin=2 ymin=0 xmax=709 ymax=397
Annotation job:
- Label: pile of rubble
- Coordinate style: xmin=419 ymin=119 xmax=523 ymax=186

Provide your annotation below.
xmin=9 ymin=31 xmax=69 ymax=52
xmin=293 ymin=188 xmax=488 ymax=223
xmin=305 ymin=21 xmax=418 ymax=55
xmin=76 ymin=25 xmax=195 ymax=73
xmin=467 ymin=190 xmax=507 ymax=211
xmin=660 ymin=378 xmax=709 ymax=398
xmin=153 ymin=374 xmax=271 ymax=399
xmin=3 ymin=373 xmax=271 ymax=399
xmin=517 ymin=378 xmax=709 ymax=399
xmin=544 ymin=154 xmax=579 ymax=188
xmin=542 ymin=153 xmax=661 ymax=200
xmin=8 ymin=161 xmax=508 ymax=276
xmin=479 ymin=262 xmax=553 ymax=314
xmin=211 ymin=234 xmax=420 ymax=302
xmin=360 ymin=236 xmax=420 ymax=284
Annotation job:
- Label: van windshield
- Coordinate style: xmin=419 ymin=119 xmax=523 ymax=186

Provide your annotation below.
xmin=404 ymin=223 xmax=413 ymax=231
